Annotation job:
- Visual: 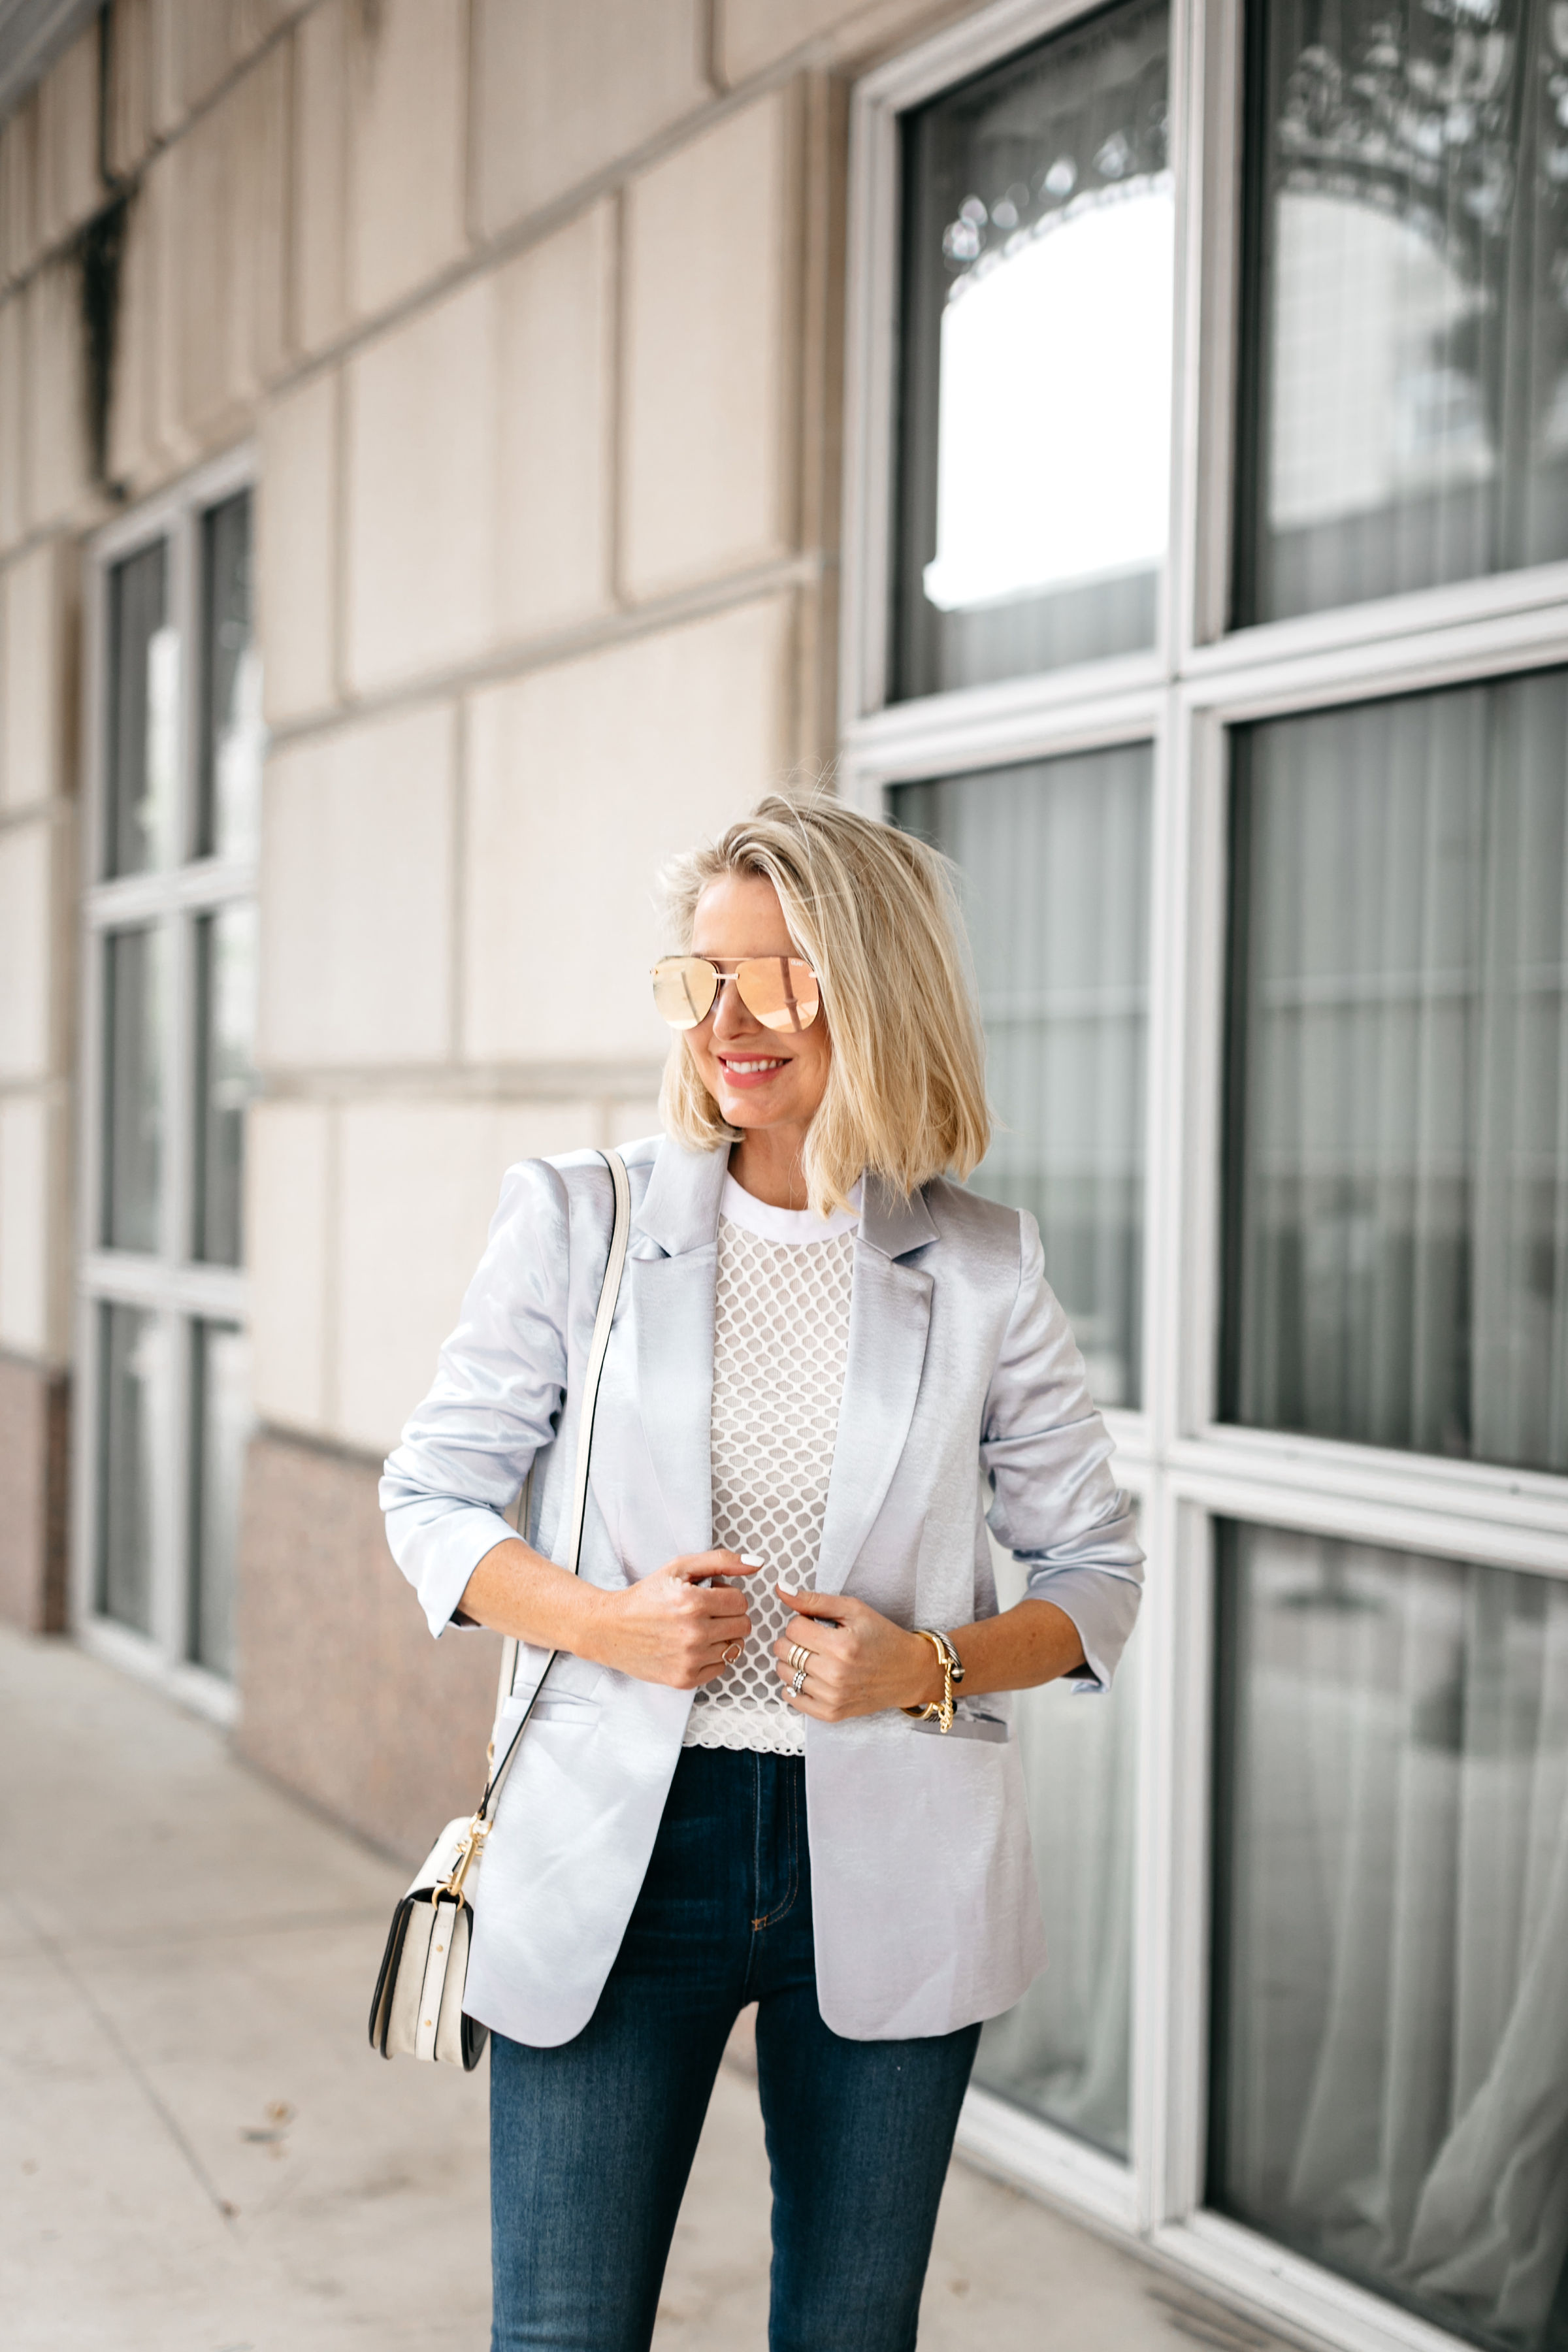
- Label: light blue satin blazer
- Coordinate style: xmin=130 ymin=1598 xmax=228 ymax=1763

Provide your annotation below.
xmin=380 ymin=1134 xmax=1143 ymax=2046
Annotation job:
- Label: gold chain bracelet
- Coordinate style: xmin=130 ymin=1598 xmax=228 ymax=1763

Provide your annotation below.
xmin=901 ymin=1627 xmax=958 ymax=1734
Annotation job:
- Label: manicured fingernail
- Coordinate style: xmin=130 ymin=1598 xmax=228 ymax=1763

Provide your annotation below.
xmin=740 ymin=1555 xmax=764 ymax=1567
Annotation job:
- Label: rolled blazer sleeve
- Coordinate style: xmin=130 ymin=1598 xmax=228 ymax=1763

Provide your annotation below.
xmin=979 ymin=1210 xmax=1143 ymax=1690
xmin=379 ymin=1160 xmax=570 ymax=1639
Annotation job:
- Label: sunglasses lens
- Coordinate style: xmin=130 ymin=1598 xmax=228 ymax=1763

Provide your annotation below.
xmin=651 ymin=957 xmax=719 ymax=1029
xmin=737 ymin=957 xmax=820 ymax=1032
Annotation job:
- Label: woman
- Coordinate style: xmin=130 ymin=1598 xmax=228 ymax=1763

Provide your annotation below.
xmin=381 ymin=793 xmax=1142 ymax=2352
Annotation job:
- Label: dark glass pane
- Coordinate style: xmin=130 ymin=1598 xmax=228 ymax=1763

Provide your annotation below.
xmin=97 ymin=1301 xmax=165 ymax=1635
xmin=895 ymin=744 xmax=1151 ymax=1408
xmin=198 ymin=493 xmax=261 ymax=863
xmin=188 ymin=1320 xmax=249 ymax=1678
xmin=974 ymin=1522 xmax=1138 ymax=2157
xmin=104 ymin=539 xmax=175 ymax=877
xmin=892 ymin=0 xmax=1172 ymax=702
xmin=102 ymin=924 xmax=168 ymax=1253
xmin=193 ymin=905 xmax=257 ymax=1266
xmin=1223 ymin=671 xmax=1568 ymax=1472
xmin=1236 ymin=0 xmax=1568 ymax=625
xmin=1211 ymin=1521 xmax=1568 ymax=2352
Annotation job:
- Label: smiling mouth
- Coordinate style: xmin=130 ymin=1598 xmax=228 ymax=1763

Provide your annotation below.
xmin=719 ymin=1056 xmax=788 ymax=1076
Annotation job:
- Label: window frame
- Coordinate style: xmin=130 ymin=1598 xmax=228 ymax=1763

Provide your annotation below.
xmin=843 ymin=4 xmax=1568 ymax=2349
xmin=72 ymin=444 xmax=258 ymax=1726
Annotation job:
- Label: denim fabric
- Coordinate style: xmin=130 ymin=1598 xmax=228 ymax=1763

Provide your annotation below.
xmin=489 ymin=1748 xmax=980 ymax=2352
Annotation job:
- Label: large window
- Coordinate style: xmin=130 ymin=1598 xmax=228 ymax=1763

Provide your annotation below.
xmin=1212 ymin=1523 xmax=1568 ymax=2352
xmin=1235 ymin=0 xmax=1568 ymax=624
xmin=845 ymin=0 xmax=1568 ymax=2340
xmin=1224 ymin=672 xmax=1568 ymax=1473
xmin=892 ymin=0 xmax=1174 ymax=699
xmin=78 ymin=461 xmax=260 ymax=1701
xmin=894 ymin=745 xmax=1151 ymax=1409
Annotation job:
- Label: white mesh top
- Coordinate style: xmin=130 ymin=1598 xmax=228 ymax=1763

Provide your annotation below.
xmin=683 ymin=1175 xmax=858 ymax=1755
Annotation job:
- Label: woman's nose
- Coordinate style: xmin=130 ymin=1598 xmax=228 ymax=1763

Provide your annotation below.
xmin=710 ymin=979 xmax=753 ymax=1039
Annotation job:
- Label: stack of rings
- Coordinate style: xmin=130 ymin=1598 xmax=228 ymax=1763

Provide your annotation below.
xmin=787 ymin=1641 xmax=811 ymax=1695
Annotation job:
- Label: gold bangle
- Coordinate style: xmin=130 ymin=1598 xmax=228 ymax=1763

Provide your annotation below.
xmin=900 ymin=1627 xmax=955 ymax=1734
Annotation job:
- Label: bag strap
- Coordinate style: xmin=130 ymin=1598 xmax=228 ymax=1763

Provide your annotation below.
xmin=474 ymin=1147 xmax=631 ymax=1827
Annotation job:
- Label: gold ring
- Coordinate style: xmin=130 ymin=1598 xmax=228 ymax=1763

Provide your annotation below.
xmin=788 ymin=1642 xmax=811 ymax=1673
xmin=721 ymin=1641 xmax=743 ymax=1665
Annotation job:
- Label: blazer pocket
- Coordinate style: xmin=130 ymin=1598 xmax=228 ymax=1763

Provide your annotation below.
xmin=906 ymin=1705 xmax=1010 ymax=1745
xmin=499 ymin=1652 xmax=606 ymax=1728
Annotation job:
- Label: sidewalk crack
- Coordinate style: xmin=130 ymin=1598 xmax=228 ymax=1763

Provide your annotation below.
xmin=10 ymin=1892 xmax=240 ymax=2230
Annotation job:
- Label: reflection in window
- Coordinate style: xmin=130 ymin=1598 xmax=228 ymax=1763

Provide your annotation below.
xmin=975 ymin=1527 xmax=1137 ymax=2157
xmin=896 ymin=747 xmax=1150 ymax=1408
xmin=199 ymin=493 xmax=263 ymax=864
xmin=97 ymin=1303 xmax=166 ymax=1635
xmin=103 ymin=925 xmax=169 ymax=1254
xmin=105 ymin=540 xmax=177 ymax=877
xmin=1211 ymin=1522 xmax=1568 ymax=2352
xmin=1237 ymin=0 xmax=1568 ymax=622
xmin=894 ymin=0 xmax=1172 ymax=699
xmin=189 ymin=1321 xmax=250 ymax=1678
xmin=1224 ymin=671 xmax=1568 ymax=1473
xmin=193 ymin=906 xmax=257 ymax=1266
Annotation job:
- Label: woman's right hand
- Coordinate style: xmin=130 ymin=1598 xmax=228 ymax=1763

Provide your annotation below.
xmin=585 ymin=1551 xmax=762 ymax=1688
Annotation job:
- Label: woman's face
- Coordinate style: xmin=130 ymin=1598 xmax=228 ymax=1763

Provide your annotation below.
xmin=686 ymin=874 xmax=832 ymax=1139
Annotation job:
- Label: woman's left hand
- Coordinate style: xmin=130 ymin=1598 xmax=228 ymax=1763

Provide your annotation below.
xmin=772 ymin=1585 xmax=941 ymax=1721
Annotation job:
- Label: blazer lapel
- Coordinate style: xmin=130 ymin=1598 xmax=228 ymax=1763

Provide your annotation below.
xmin=631 ymin=1250 xmax=716 ymax=1555
xmin=814 ymin=1179 xmax=936 ymax=1597
xmin=629 ymin=1137 xmax=728 ymax=1557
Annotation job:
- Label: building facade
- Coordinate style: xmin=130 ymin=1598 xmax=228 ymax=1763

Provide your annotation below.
xmin=0 ymin=5 xmax=1564 ymax=2352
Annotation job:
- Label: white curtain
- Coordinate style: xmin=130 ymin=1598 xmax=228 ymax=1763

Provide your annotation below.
xmin=1218 ymin=1526 xmax=1568 ymax=2349
xmin=1234 ymin=667 xmax=1568 ymax=1477
xmin=973 ymin=1537 xmax=1139 ymax=2158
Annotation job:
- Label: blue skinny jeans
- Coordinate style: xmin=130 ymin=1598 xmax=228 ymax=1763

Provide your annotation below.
xmin=489 ymin=1745 xmax=981 ymax=2352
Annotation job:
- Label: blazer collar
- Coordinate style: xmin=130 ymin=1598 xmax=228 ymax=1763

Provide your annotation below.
xmin=636 ymin=1137 xmax=939 ymax=1263
xmin=634 ymin=1136 xmax=728 ymax=1258
xmin=858 ymin=1174 xmax=938 ymax=1260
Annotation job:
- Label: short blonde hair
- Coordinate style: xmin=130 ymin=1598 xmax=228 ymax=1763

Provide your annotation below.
xmin=658 ymin=792 xmax=990 ymax=1216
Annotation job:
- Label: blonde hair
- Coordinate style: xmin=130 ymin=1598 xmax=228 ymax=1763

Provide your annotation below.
xmin=657 ymin=792 xmax=990 ymax=1216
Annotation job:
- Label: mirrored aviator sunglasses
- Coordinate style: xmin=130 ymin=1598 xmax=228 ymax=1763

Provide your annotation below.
xmin=651 ymin=955 xmax=821 ymax=1034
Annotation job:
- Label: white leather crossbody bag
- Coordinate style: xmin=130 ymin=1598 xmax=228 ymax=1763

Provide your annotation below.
xmin=368 ymin=1147 xmax=632 ymax=2071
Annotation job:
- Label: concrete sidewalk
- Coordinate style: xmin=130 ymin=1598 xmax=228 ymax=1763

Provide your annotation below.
xmin=1 ymin=1627 xmax=1286 ymax=2351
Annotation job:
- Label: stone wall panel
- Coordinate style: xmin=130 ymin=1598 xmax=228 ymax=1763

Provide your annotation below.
xmin=463 ymin=596 xmax=791 ymax=1064
xmin=33 ymin=24 xmax=102 ymax=252
xmin=155 ymin=0 xmax=310 ymax=122
xmin=291 ymin=0 xmax=350 ymax=356
xmin=717 ymin=0 xmax=968 ymax=81
xmin=106 ymin=0 xmax=156 ymax=182
xmin=235 ymin=1428 xmax=498 ymax=1865
xmin=0 ymin=98 xmax=37 ymax=281
xmin=335 ymin=1098 xmax=600 ymax=1456
xmin=0 ymin=298 xmax=21 ymax=549
xmin=0 ymin=819 xmax=55 ymax=1082
xmin=167 ymin=44 xmax=291 ymax=444
xmin=496 ymin=201 xmax=617 ymax=642
xmin=0 ymin=1092 xmax=63 ymax=1354
xmin=346 ymin=0 xmax=468 ymax=323
xmin=258 ymin=701 xmax=456 ymax=1070
xmin=258 ymin=368 xmax=339 ymax=725
xmin=621 ymin=91 xmax=796 ymax=600
xmin=471 ymin=0 xmax=709 ymax=236
xmin=344 ymin=278 xmax=497 ymax=696
xmin=1 ymin=538 xmax=74 ymax=814
xmin=0 ymin=1351 xmax=69 ymax=1635
xmin=248 ymin=1098 xmax=333 ymax=1436
xmin=23 ymin=262 xmax=88 ymax=531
